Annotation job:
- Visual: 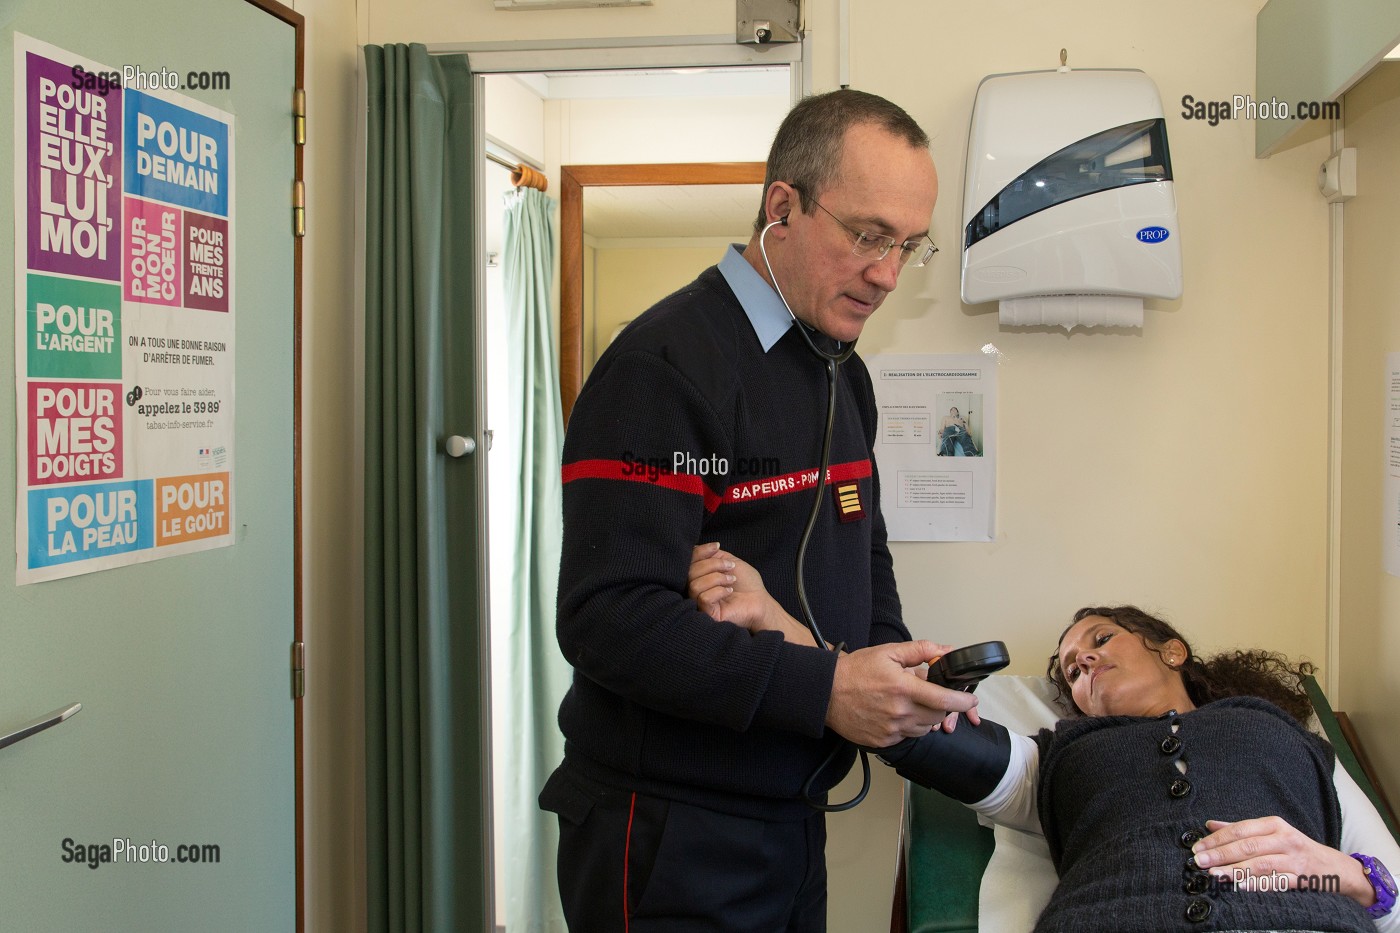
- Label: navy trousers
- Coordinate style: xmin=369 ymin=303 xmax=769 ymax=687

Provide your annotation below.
xmin=541 ymin=768 xmax=827 ymax=932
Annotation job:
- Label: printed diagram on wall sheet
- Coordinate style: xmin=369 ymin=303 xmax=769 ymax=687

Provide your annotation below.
xmin=870 ymin=354 xmax=997 ymax=542
xmin=13 ymin=35 xmax=234 ymax=584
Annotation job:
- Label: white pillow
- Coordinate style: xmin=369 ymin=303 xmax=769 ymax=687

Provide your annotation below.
xmin=971 ymin=675 xmax=1068 ymax=933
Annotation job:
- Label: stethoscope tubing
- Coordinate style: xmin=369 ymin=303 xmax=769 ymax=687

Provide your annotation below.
xmin=759 ymin=219 xmax=871 ymax=812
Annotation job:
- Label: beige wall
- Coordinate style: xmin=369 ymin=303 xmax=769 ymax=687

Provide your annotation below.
xmin=589 ymin=243 xmax=732 ymax=369
xmin=1340 ymin=61 xmax=1400 ymax=803
xmin=289 ymin=0 xmax=364 ymax=930
xmin=367 ymin=2 xmax=734 ymax=47
xmin=290 ymin=1 xmax=1349 ymax=930
xmin=829 ymin=3 xmax=1331 ymax=925
xmin=862 ymin=0 xmax=1330 ymax=668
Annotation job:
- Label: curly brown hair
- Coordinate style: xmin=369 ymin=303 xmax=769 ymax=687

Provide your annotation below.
xmin=1045 ymin=605 xmax=1317 ymax=725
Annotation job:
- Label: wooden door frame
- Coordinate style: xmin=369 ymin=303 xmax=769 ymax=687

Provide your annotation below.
xmin=239 ymin=1 xmax=304 ymax=930
xmin=558 ymin=162 xmax=767 ymax=422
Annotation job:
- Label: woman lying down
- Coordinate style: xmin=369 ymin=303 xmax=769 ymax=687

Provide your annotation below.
xmin=688 ymin=544 xmax=1400 ymax=933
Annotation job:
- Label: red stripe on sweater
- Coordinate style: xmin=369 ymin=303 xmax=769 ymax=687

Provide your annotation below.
xmin=561 ymin=459 xmax=723 ymax=512
xmin=561 ymin=457 xmax=871 ymax=513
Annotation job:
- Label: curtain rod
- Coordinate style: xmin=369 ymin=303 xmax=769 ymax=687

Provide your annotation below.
xmin=485 ymin=150 xmax=518 ymax=172
xmin=486 ymin=150 xmax=549 ymax=191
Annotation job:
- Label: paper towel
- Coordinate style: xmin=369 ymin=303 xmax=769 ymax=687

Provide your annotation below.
xmin=999 ymin=295 xmax=1143 ymax=331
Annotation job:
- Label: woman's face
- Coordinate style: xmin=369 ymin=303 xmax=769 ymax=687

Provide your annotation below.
xmin=949 ymin=407 xmax=960 ymax=416
xmin=1056 ymin=616 xmax=1194 ymax=717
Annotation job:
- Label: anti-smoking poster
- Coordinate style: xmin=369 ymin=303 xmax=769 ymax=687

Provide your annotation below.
xmin=13 ymin=35 xmax=234 ymax=584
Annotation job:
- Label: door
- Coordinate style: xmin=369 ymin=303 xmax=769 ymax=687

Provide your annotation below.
xmin=0 ymin=1 xmax=300 ymax=930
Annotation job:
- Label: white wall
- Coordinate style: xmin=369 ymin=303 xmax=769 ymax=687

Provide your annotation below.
xmin=485 ymin=74 xmax=546 ymax=165
xmin=550 ymin=96 xmax=789 ymax=165
xmin=1340 ymin=60 xmax=1400 ymax=804
xmin=291 ymin=1 xmax=1341 ymax=930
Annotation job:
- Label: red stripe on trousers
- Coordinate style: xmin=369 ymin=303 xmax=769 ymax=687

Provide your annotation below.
xmin=623 ymin=791 xmax=637 ymax=931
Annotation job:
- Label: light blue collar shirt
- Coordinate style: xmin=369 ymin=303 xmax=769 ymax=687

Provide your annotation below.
xmin=718 ymin=243 xmax=794 ymax=353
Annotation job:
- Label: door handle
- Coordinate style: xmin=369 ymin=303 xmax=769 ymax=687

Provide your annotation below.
xmin=445 ymin=435 xmax=476 ymax=458
xmin=0 ymin=703 xmax=81 ymax=752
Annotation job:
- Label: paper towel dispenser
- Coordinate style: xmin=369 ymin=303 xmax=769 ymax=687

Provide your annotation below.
xmin=961 ymin=69 xmax=1181 ymax=328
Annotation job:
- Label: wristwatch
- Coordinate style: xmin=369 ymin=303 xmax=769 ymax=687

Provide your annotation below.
xmin=1351 ymin=853 xmax=1397 ymax=919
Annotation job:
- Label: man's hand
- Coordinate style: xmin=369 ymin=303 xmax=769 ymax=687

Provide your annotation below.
xmin=826 ymin=640 xmax=979 ymax=748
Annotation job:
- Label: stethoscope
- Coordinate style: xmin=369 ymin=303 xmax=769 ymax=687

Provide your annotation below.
xmin=759 ymin=216 xmax=872 ymax=812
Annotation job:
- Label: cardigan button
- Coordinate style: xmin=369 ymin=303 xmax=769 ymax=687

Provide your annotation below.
xmin=1180 ymin=829 xmax=1203 ymax=848
xmin=1185 ymin=898 xmax=1211 ymax=922
xmin=1183 ymin=873 xmax=1210 ymax=895
xmin=1169 ymin=778 xmax=1192 ymax=798
xmin=1160 ymin=735 xmax=1183 ymax=755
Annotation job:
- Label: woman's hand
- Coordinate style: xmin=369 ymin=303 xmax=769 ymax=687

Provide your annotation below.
xmin=686 ymin=544 xmax=977 ymax=731
xmin=1192 ymin=816 xmax=1376 ymax=909
xmin=687 ymin=543 xmax=819 ymax=647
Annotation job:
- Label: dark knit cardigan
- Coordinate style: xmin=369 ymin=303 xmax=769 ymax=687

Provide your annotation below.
xmin=1033 ymin=697 xmax=1373 ymax=932
xmin=553 ymin=265 xmax=908 ymax=819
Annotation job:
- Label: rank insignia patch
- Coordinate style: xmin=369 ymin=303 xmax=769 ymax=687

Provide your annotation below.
xmin=833 ymin=481 xmax=865 ymax=523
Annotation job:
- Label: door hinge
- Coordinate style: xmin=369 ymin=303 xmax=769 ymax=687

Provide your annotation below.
xmin=293 ymin=87 xmax=306 ymax=146
xmin=293 ymin=180 xmax=305 ymax=238
xmin=291 ymin=641 xmax=305 ymax=699
xmin=292 ymin=88 xmax=306 ymax=238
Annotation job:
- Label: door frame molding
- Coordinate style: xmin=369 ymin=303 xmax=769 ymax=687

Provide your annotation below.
xmin=240 ymin=1 xmax=305 ymax=930
xmin=557 ymin=162 xmax=767 ymax=422
xmin=419 ymin=37 xmax=804 ymax=927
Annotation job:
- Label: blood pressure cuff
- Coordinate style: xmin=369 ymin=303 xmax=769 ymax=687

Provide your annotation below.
xmin=873 ymin=718 xmax=1012 ymax=804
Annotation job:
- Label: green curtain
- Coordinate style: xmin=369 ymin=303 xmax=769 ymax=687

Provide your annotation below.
xmin=497 ymin=186 xmax=570 ymax=932
xmin=363 ymin=43 xmax=487 ymax=932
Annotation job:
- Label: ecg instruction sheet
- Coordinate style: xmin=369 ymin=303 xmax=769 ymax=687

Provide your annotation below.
xmin=869 ymin=353 xmax=996 ymax=542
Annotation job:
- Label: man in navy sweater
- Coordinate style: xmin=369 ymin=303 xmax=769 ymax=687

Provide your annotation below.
xmin=541 ymin=89 xmax=973 ymax=932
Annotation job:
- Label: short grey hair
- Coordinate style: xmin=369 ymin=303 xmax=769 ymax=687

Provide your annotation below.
xmin=754 ymin=89 xmax=930 ymax=232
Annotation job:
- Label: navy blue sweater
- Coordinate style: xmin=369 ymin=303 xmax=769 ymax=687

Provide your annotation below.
xmin=554 ymin=264 xmax=908 ymax=818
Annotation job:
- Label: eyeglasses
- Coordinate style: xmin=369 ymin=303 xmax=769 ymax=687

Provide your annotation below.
xmin=791 ymin=185 xmax=939 ymax=268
